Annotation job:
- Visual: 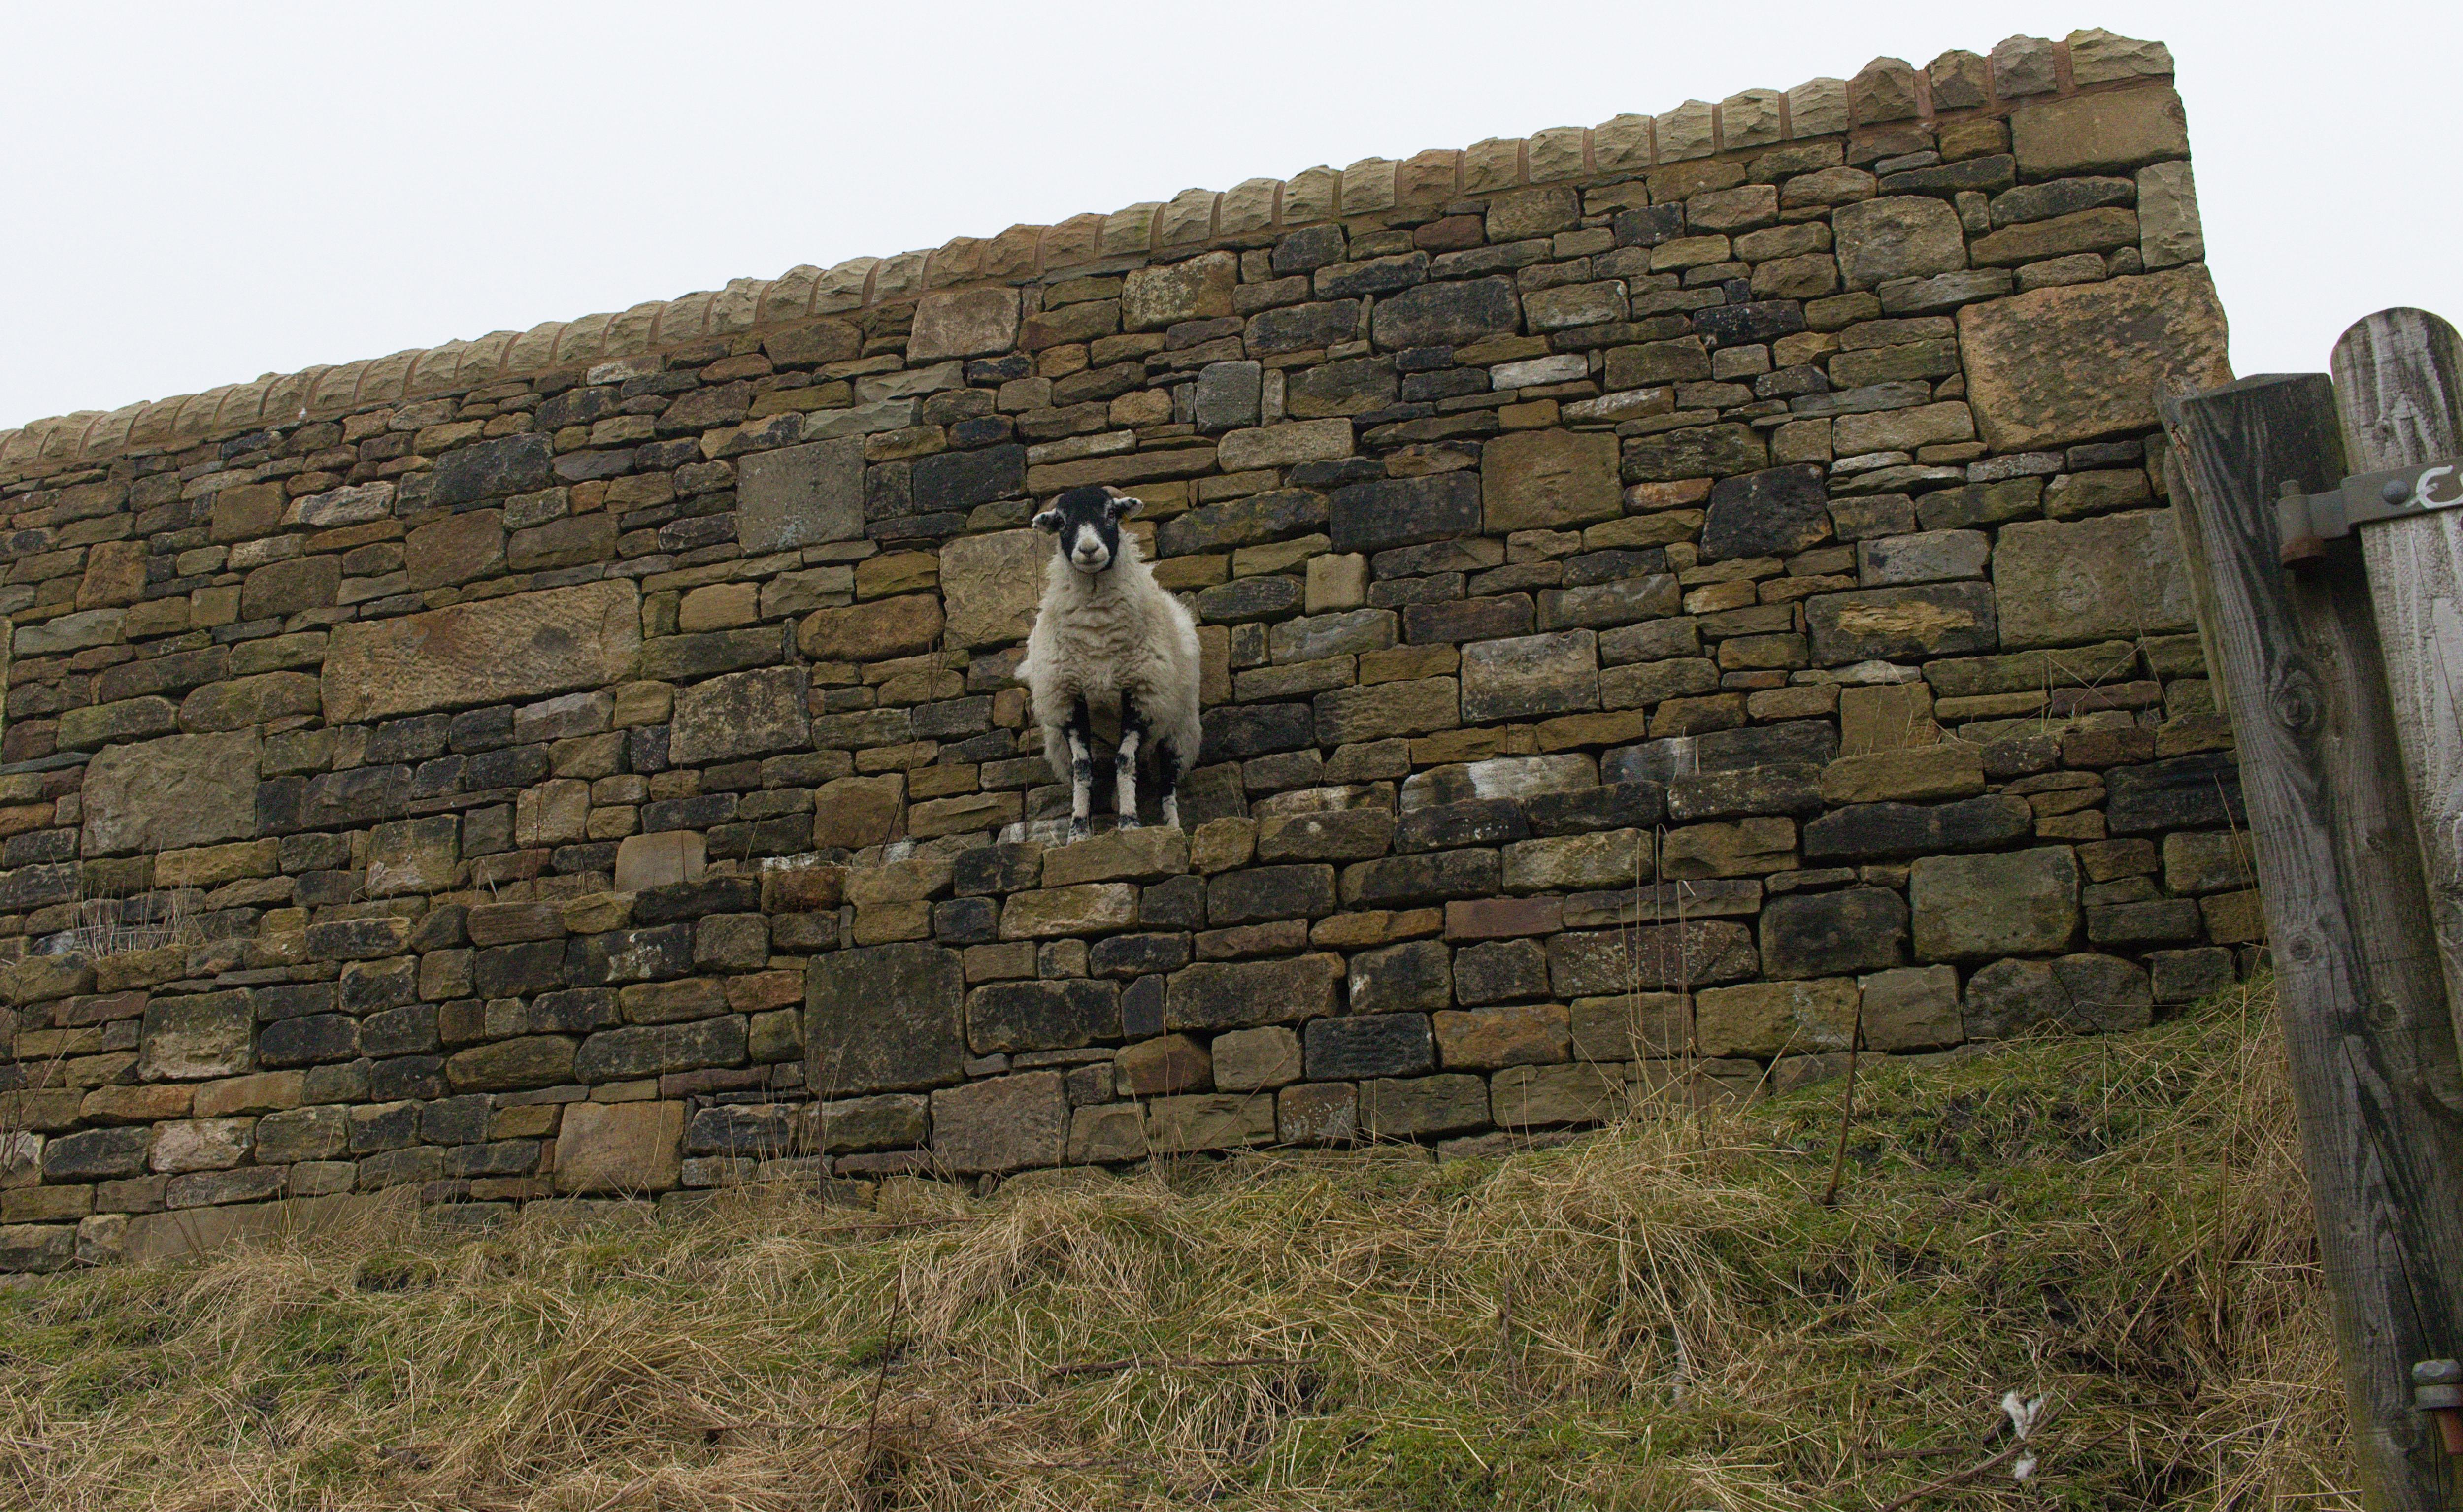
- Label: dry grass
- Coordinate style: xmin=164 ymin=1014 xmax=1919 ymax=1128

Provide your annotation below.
xmin=0 ymin=976 xmax=2348 ymax=1511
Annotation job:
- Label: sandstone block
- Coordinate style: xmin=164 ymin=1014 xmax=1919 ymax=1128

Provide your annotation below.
xmin=932 ymin=1071 xmax=1068 ymax=1172
xmin=1857 ymin=964 xmax=1963 ymax=1051
xmin=1909 ymin=847 xmax=2079 ymax=960
xmin=555 ymin=1100 xmax=684 ymax=1194
xmin=1818 ymin=745 xmax=1984 ymax=804
xmin=1041 ymin=826 xmax=1187 ymax=887
xmin=1166 ymin=954 xmax=1343 ymax=1032
xmin=1832 ymin=196 xmax=1967 ymax=291
xmin=1695 ymin=977 xmax=1858 ymax=1058
xmin=1358 ymin=1074 xmax=1489 ymax=1138
xmin=1964 ymin=953 xmax=2152 ymax=1037
xmin=1433 ymin=1004 xmax=1569 ymax=1070
xmin=1958 ymin=266 xmax=2230 ymax=451
xmin=1568 ymin=991 xmax=1691 ymax=1060
xmin=669 ymin=665 xmax=810 ymax=764
xmin=2136 ymin=161 xmax=2203 ymax=270
xmin=1116 ymin=1033 xmax=1211 ymax=1096
xmin=1212 ymin=1025 xmax=1302 ymax=1091
xmin=1462 ymin=630 xmax=1597 ymax=723
xmin=1216 ymin=419 xmax=1354 ymax=471
xmin=1491 ymin=1062 xmax=1624 ymax=1127
xmin=968 ymin=979 xmax=1120 ymax=1055
xmin=139 ymin=990 xmax=254 ymax=1081
xmin=1759 ymin=887 xmax=1908 ymax=979
xmin=809 ymin=776 xmax=905 ymax=850
xmin=1147 ymin=1093 xmax=1277 ymax=1154
xmin=999 ymin=884 xmax=1139 ymax=940
xmin=1482 ymin=429 xmax=1621 ymax=531
xmin=1807 ymin=584 xmax=1996 ymax=665
xmin=324 ymin=580 xmax=640 ymax=724
xmin=1068 ymin=1104 xmax=1148 ymax=1163
xmin=907 ymin=287 xmax=1021 ymax=362
xmin=940 ymin=528 xmax=1048 ymax=649
xmin=736 ymin=438 xmax=865 ymax=553
xmin=1278 ymin=1082 xmax=1358 ymax=1144
xmin=1501 ymin=830 xmax=1645 ymax=893
xmin=406 ymin=510 xmax=506 ymax=589
xmin=799 ymin=594 xmax=942 ymax=661
xmin=81 ymin=730 xmax=262 ymax=855
xmin=1993 ymin=510 xmax=2195 ymax=648
xmin=366 ymin=815 xmax=459 ymax=897
xmin=2010 ymin=86 xmax=2189 ymax=177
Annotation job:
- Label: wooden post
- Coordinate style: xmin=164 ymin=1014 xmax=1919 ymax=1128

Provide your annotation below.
xmin=2332 ymin=309 xmax=2463 ymax=1050
xmin=2163 ymin=373 xmax=2463 ymax=1511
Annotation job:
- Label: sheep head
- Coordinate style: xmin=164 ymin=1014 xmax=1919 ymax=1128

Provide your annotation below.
xmin=1032 ymin=484 xmax=1141 ymax=575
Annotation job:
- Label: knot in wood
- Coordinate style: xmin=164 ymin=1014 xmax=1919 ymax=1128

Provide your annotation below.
xmin=2267 ymin=662 xmax=2325 ymax=737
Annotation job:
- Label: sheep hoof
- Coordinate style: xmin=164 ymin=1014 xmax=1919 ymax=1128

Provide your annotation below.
xmin=1066 ymin=819 xmax=1091 ymax=844
xmin=1117 ymin=816 xmax=1143 ymax=831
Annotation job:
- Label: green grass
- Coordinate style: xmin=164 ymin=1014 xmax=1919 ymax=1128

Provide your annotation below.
xmin=0 ymin=977 xmax=2347 ymax=1510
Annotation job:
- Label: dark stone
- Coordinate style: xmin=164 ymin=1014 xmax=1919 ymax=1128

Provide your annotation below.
xmin=517 ymin=988 xmax=622 ymax=1035
xmin=476 ymin=940 xmax=567 ymax=998
xmin=258 ymin=1013 xmax=361 ymax=1067
xmin=1698 ymin=721 xmax=1838 ymax=771
xmin=1208 ymin=864 xmax=1338 ymax=925
xmin=2105 ymin=754 xmax=2244 ymax=835
xmin=302 ymin=765 xmax=409 ymax=828
xmin=1164 ymin=954 xmax=1342 ymax=1032
xmin=1880 ymin=155 xmax=2017 ymax=195
xmin=1455 ymin=939 xmax=1550 ymax=1005
xmin=1329 ymin=473 xmax=1482 ymax=554
xmin=367 ymin=1055 xmax=446 ymax=1102
xmin=1341 ymin=849 xmax=1501 ymax=908
xmin=421 ymin=1094 xmax=491 ymax=1146
xmin=302 ymin=917 xmax=411 ymax=961
xmin=1801 ymin=795 xmax=2034 ymax=860
xmin=1348 ymin=939 xmax=1451 ymax=1013
xmin=1693 ymin=300 xmax=1808 ymax=347
xmin=1402 ymin=595 xmax=1534 ymax=644
xmin=42 ymin=1126 xmax=151 ymax=1181
xmin=1989 ymin=175 xmax=2134 ymax=227
xmin=1700 ymin=465 xmax=1831 ymax=561
xmin=632 ymin=876 xmax=761 ymax=924
xmin=966 ymin=979 xmax=1122 ymax=1054
xmin=638 ymin=627 xmax=784 ymax=682
xmin=1091 ymin=932 xmax=1193 ymax=978
xmin=932 ymin=896 xmax=999 ymax=944
xmin=1317 ymin=253 xmax=1430 ymax=299
xmin=1370 ymin=277 xmax=1520 ymax=349
xmin=338 ymin=958 xmax=417 ymax=1014
xmin=255 ymin=983 xmax=335 ymax=1021
xmin=1359 ymin=1074 xmax=1491 ymax=1138
xmin=1666 ymin=763 xmax=1824 ymax=821
xmin=1247 ymin=299 xmax=1362 ymax=354
xmin=953 ymin=842 xmax=1044 ymax=897
xmin=350 ymin=1103 xmax=419 ymax=1153
xmin=1523 ymin=782 xmax=1665 ymax=836
xmin=448 ymin=706 xmax=515 ymax=752
xmin=1201 ymin=702 xmax=1316 ymax=760
xmin=1122 ymin=973 xmax=1167 ymax=1038
xmin=362 ymin=1005 xmax=440 ymax=1058
xmin=1620 ymin=424 xmax=1767 ymax=482
xmin=1195 ymin=575 xmax=1306 ymax=624
xmin=564 ymin=925 xmax=694 ymax=986
xmin=1157 ymin=490 xmax=1329 ymax=557
xmin=430 ymin=434 xmax=555 ymax=509
xmin=1140 ymin=874 xmax=1208 ymax=930
xmin=1548 ymin=921 xmax=1759 ymax=993
xmin=1760 ymin=887 xmax=1908 ymax=979
xmin=912 ymin=444 xmax=1025 ymax=512
xmin=1305 ymin=1013 xmax=1437 ymax=1079
xmin=1613 ymin=204 xmax=1687 ymax=246
xmin=687 ymin=1104 xmax=799 ymax=1158
xmin=464 ymin=745 xmax=551 ymax=790
xmin=1396 ymin=799 xmax=1528 ymax=854
xmin=2086 ymin=899 xmax=2202 ymax=946
xmin=573 ymin=1017 xmax=748 ymax=1081
xmin=1271 ymin=224 xmax=1347 ymax=275
xmin=807 ymin=943 xmax=966 ymax=1093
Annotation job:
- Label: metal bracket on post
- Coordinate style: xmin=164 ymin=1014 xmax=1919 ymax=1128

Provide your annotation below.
xmin=2277 ymin=455 xmax=2463 ymax=567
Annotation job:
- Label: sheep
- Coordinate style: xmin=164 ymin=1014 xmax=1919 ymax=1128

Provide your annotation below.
xmin=1017 ymin=484 xmax=1203 ymax=841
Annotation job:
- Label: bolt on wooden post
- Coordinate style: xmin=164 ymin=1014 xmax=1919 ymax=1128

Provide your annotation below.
xmin=2163 ymin=358 xmax=2463 ymax=1512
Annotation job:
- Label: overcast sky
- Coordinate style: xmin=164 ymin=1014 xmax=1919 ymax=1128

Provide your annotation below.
xmin=3 ymin=1 xmax=2456 ymax=434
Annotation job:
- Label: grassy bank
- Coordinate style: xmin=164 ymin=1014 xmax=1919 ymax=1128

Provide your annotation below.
xmin=0 ymin=977 xmax=2347 ymax=1511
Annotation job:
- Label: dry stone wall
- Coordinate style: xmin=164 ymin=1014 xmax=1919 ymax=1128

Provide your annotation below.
xmin=0 ymin=29 xmax=2256 ymax=1273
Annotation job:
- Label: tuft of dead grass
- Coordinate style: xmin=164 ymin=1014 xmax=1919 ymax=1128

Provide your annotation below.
xmin=0 ymin=976 xmax=2349 ymax=1510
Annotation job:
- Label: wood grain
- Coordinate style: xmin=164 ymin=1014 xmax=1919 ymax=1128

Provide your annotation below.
xmin=2163 ymin=372 xmax=2463 ymax=1511
xmin=2333 ymin=308 xmax=2463 ymax=1052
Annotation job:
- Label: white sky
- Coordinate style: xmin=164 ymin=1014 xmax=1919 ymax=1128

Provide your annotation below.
xmin=3 ymin=1 xmax=2456 ymax=435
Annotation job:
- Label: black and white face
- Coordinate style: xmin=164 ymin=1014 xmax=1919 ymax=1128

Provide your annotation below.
xmin=1032 ymin=485 xmax=1140 ymax=575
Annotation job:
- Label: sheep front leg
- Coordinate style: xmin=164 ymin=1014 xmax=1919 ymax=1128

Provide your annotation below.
xmin=1065 ymin=696 xmax=1095 ymax=843
xmin=1115 ymin=694 xmax=1145 ymax=831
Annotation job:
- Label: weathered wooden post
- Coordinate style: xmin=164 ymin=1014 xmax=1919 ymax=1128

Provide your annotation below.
xmin=2163 ymin=372 xmax=2463 ymax=1510
xmin=2330 ymin=310 xmax=2463 ymax=1045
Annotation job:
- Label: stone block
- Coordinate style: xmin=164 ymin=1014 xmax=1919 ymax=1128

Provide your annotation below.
xmin=907 ymin=287 xmax=1021 ymax=362
xmin=1461 ymin=631 xmax=1597 ymax=723
xmin=932 ymin=1071 xmax=1068 ymax=1173
xmin=445 ymin=1035 xmax=578 ymax=1092
xmin=1146 ymin=1093 xmax=1277 ymax=1154
xmin=2107 ymin=754 xmax=2243 ymax=834
xmin=139 ymin=991 xmax=254 ymax=1081
xmin=323 ymin=580 xmax=641 ymax=724
xmin=1958 ymin=266 xmax=2230 ymax=452
xmin=940 ymin=528 xmax=1048 ymax=649
xmin=0 ymin=1224 xmax=75 ymax=1273
xmin=1501 ymin=830 xmax=1646 ymax=893
xmin=1278 ymin=1082 xmax=1359 ymax=1144
xmin=1832 ymin=197 xmax=1967 ymax=290
xmin=1217 ymin=419 xmax=1354 ymax=471
xmin=1492 ymin=1062 xmax=1624 ymax=1127
xmin=2010 ymin=86 xmax=2189 ymax=177
xmin=1964 ymin=953 xmax=2152 ymax=1037
xmin=149 ymin=1117 xmax=254 ymax=1174
xmin=42 ymin=1126 xmax=153 ymax=1182
xmin=1358 ymin=1074 xmax=1489 ymax=1139
xmin=1857 ymin=964 xmax=1963 ymax=1051
xmin=1041 ymin=826 xmax=1188 ymax=888
xmin=810 ymin=775 xmax=906 ymax=850
xmin=800 ymin=594 xmax=943 ymax=661
xmin=1117 ymin=1033 xmax=1211 ymax=1096
xmin=555 ymin=1100 xmax=684 ymax=1194
xmin=736 ymin=438 xmax=865 ymax=554
xmin=1369 ymin=276 xmax=1520 ymax=349
xmin=1993 ymin=511 xmax=2194 ymax=649
xmin=999 ymin=884 xmax=1140 ymax=939
xmin=365 ymin=816 xmax=458 ymax=897
xmin=1068 ymin=1103 xmax=1147 ymax=1164
xmin=2162 ymin=830 xmax=2254 ymax=895
xmin=1699 ymin=465 xmax=1829 ymax=561
xmin=1433 ymin=1004 xmax=1569 ymax=1070
xmin=669 ymin=666 xmax=810 ymax=764
xmin=1123 ymin=251 xmax=1236 ymax=330
xmin=614 ymin=830 xmax=706 ymax=892
xmin=1481 ymin=429 xmax=1621 ymax=531
xmin=967 ymin=979 xmax=1121 ymax=1054
xmin=1807 ymin=584 xmax=1996 ymax=665
xmin=807 ymin=943 xmax=966 ymax=1095
xmin=1759 ymin=887 xmax=1907 ymax=979
xmin=1212 ymin=1025 xmax=1302 ymax=1091
xmin=1694 ymin=977 xmax=1859 ymax=1058
xmin=1909 ymin=847 xmax=2079 ymax=961
xmin=81 ymin=730 xmax=262 ymax=856
xmin=1255 ymin=809 xmax=1396 ymax=864
xmin=1568 ymin=992 xmax=1691 ymax=1060
xmin=1818 ymin=746 xmax=1984 ymax=804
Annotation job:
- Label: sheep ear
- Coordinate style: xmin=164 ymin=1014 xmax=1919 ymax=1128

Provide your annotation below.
xmin=1106 ymin=494 xmax=1142 ymax=521
xmin=1031 ymin=510 xmax=1062 ymax=533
